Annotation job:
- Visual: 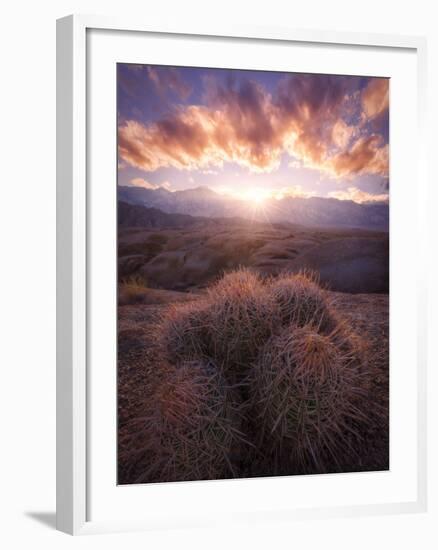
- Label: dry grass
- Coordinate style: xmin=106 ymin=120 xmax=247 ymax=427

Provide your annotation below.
xmin=118 ymin=275 xmax=149 ymax=306
xmin=118 ymin=359 xmax=246 ymax=483
xmin=250 ymin=325 xmax=370 ymax=474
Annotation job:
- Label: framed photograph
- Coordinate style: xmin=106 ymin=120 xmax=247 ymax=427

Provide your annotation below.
xmin=57 ymin=15 xmax=427 ymax=535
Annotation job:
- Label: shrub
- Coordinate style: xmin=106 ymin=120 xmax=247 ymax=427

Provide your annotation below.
xmin=251 ymin=325 xmax=369 ymax=474
xmin=118 ymin=359 xmax=245 ymax=483
xmin=119 ymin=275 xmax=149 ymax=306
xmin=267 ymin=271 xmax=336 ymax=332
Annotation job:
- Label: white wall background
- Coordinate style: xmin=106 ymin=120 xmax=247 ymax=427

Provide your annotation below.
xmin=0 ymin=0 xmax=436 ymax=547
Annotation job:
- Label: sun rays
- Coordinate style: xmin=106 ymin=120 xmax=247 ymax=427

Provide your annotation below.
xmin=239 ymin=188 xmax=270 ymax=204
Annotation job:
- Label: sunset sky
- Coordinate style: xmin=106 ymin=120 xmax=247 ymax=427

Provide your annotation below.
xmin=117 ymin=64 xmax=389 ymax=204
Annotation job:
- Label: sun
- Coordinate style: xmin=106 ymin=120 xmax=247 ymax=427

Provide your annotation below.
xmin=244 ymin=188 xmax=269 ymax=204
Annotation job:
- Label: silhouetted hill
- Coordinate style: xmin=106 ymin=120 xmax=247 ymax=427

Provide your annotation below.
xmin=118 ymin=200 xmax=293 ymax=231
xmin=118 ymin=201 xmax=203 ymax=229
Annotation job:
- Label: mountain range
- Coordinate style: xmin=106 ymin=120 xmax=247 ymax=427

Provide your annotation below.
xmin=118 ymin=185 xmax=389 ymax=231
xmin=118 ymin=201 xmax=204 ymax=229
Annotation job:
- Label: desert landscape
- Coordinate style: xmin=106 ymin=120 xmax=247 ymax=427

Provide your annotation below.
xmin=118 ymin=189 xmax=389 ymax=294
xmin=117 ymin=64 xmax=389 ymax=484
xmin=117 ymin=196 xmax=389 ymax=484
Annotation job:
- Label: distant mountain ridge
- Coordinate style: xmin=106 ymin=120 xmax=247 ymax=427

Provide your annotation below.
xmin=118 ymin=201 xmax=291 ymax=231
xmin=118 ymin=185 xmax=389 ymax=231
xmin=118 ymin=201 xmax=202 ymax=229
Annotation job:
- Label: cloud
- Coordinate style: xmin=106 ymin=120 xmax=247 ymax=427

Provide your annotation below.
xmin=331 ymin=119 xmax=356 ymax=149
xmin=129 ymin=177 xmax=156 ymax=189
xmin=326 ymin=135 xmax=389 ymax=178
xmin=275 ymin=74 xmax=358 ymax=164
xmin=288 ymin=159 xmax=303 ymax=169
xmin=128 ymin=178 xmax=172 ymax=191
xmin=147 ymin=66 xmax=192 ymax=100
xmin=361 ymin=78 xmax=389 ymax=119
xmin=118 ymin=74 xmax=388 ymax=180
xmin=328 ymin=186 xmax=389 ymax=204
xmin=273 ymin=185 xmax=317 ymax=200
xmin=118 ymin=98 xmax=283 ymax=173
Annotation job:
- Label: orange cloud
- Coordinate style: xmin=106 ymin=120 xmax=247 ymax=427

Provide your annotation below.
xmin=328 ymin=186 xmax=389 ymax=204
xmin=331 ymin=119 xmax=356 ymax=148
xmin=119 ymin=75 xmax=389 ymax=180
xmin=129 ymin=177 xmax=157 ymax=189
xmin=128 ymin=178 xmax=172 ymax=190
xmin=119 ymin=93 xmax=283 ymax=173
xmin=273 ymin=185 xmax=317 ymax=200
xmin=326 ymin=135 xmax=389 ymax=178
xmin=362 ymin=78 xmax=389 ymax=119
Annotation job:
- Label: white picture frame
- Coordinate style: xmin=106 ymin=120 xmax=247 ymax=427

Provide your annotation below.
xmin=56 ymin=14 xmax=428 ymax=535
